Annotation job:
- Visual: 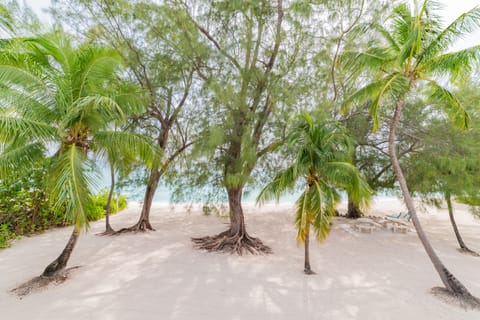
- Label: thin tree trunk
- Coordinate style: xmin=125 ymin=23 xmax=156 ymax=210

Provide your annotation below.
xmin=304 ymin=225 xmax=314 ymax=275
xmin=104 ymin=163 xmax=116 ymax=234
xmin=389 ymin=99 xmax=477 ymax=300
xmin=446 ymin=193 xmax=478 ymax=256
xmin=42 ymin=226 xmax=80 ymax=277
xmin=117 ymin=167 xmax=160 ymax=233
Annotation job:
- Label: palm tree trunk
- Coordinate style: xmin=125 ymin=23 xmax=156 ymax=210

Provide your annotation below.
xmin=347 ymin=197 xmax=363 ymax=219
xmin=304 ymin=225 xmax=314 ymax=274
xmin=446 ymin=193 xmax=478 ymax=256
xmin=389 ymin=99 xmax=476 ymax=298
xmin=42 ymin=225 xmax=80 ymax=277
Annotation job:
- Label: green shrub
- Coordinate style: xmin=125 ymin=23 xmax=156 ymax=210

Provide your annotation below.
xmin=0 ymin=163 xmax=67 ymax=248
xmin=0 ymin=163 xmax=128 ymax=247
xmin=87 ymin=190 xmax=128 ymax=222
xmin=0 ymin=223 xmax=18 ymax=248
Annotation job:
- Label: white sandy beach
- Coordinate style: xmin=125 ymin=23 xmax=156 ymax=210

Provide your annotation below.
xmin=1 ymin=198 xmax=479 ymax=320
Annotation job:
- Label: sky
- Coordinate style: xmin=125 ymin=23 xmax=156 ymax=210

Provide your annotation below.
xmin=23 ymin=0 xmax=480 ymax=50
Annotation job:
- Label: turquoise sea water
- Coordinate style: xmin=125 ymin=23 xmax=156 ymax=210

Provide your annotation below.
xmin=114 ymin=183 xmax=397 ymax=204
xmin=97 ymin=163 xmax=398 ymax=204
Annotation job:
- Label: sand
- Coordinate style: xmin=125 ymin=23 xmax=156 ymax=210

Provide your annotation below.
xmin=1 ymin=198 xmax=479 ymax=319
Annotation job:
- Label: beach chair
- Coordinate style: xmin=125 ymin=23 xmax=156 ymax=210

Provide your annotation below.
xmin=386 ymin=211 xmax=411 ymax=221
xmin=384 ymin=212 xmax=412 ymax=233
xmin=353 ymin=218 xmax=382 ymax=233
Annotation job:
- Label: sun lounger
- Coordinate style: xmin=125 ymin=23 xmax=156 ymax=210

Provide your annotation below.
xmin=391 ymin=224 xmax=409 ymax=233
xmin=386 ymin=211 xmax=411 ymax=221
xmin=353 ymin=218 xmax=382 ymax=233
xmin=355 ymin=223 xmax=375 ymax=233
xmin=384 ymin=217 xmax=410 ymax=233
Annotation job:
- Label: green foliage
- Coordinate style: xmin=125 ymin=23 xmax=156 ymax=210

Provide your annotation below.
xmin=0 ymin=165 xmax=128 ymax=247
xmin=343 ymin=0 xmax=480 ymax=130
xmin=257 ymin=113 xmax=371 ymax=244
xmin=0 ymin=163 xmax=66 ymax=248
xmin=404 ymin=82 xmax=480 ymax=211
xmin=0 ymin=223 xmax=17 ymax=248
xmin=87 ymin=190 xmax=127 ymax=221
xmin=0 ymin=31 xmax=150 ymax=234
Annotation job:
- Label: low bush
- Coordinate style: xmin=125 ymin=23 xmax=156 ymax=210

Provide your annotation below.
xmin=0 ymin=164 xmax=128 ymax=247
xmin=87 ymin=190 xmax=128 ymax=222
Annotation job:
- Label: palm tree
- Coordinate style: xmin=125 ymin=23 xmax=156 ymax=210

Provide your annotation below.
xmin=344 ymin=0 xmax=480 ymax=303
xmin=0 ymin=32 xmax=154 ymax=278
xmin=257 ymin=114 xmax=370 ymax=274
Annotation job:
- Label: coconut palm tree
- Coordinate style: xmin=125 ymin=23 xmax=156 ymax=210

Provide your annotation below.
xmin=343 ymin=0 xmax=480 ymax=303
xmin=257 ymin=114 xmax=370 ymax=274
xmin=0 ymin=32 xmax=155 ymax=278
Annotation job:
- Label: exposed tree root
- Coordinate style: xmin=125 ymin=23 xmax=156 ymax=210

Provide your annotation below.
xmin=96 ymin=225 xmax=116 ymax=236
xmin=11 ymin=266 xmax=80 ymax=298
xmin=192 ymin=229 xmax=272 ymax=255
xmin=431 ymin=287 xmax=480 ymax=310
xmin=114 ymin=219 xmax=155 ymax=234
xmin=96 ymin=229 xmax=116 ymax=236
xmin=457 ymin=247 xmax=480 ymax=257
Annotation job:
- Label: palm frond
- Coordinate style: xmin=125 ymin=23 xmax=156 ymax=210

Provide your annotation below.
xmin=295 ymin=187 xmax=310 ymax=243
xmin=49 ymin=145 xmax=96 ymax=229
xmin=324 ymin=161 xmax=372 ymax=208
xmin=75 ymin=47 xmax=121 ymax=97
xmin=397 ymin=24 xmax=420 ymax=66
xmin=374 ymin=23 xmax=400 ymax=52
xmin=0 ymin=4 xmax=13 ymax=34
xmin=426 ymin=80 xmax=470 ymax=129
xmin=24 ymin=34 xmax=73 ymax=73
xmin=0 ymin=85 xmax=56 ymax=122
xmin=0 ymin=65 xmax=49 ymax=91
xmin=389 ymin=2 xmax=413 ymax=46
xmin=0 ymin=142 xmax=44 ymax=179
xmin=63 ymin=95 xmax=127 ymax=129
xmin=93 ymin=130 xmax=161 ymax=167
xmin=0 ymin=116 xmax=56 ymax=142
xmin=343 ymin=73 xmax=409 ymax=130
xmin=311 ymin=180 xmax=334 ymax=242
xmin=419 ymin=5 xmax=480 ymax=63
xmin=424 ymin=45 xmax=480 ymax=79
xmin=340 ymin=48 xmax=394 ymax=73
xmin=256 ymin=165 xmax=297 ymax=204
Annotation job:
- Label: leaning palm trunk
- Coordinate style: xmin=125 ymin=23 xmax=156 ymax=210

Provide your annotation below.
xmin=389 ymin=100 xmax=478 ymax=302
xmin=42 ymin=225 xmax=81 ymax=277
xmin=445 ymin=193 xmax=479 ymax=256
